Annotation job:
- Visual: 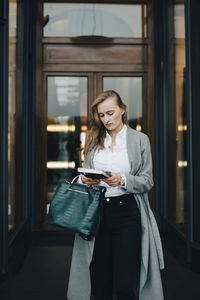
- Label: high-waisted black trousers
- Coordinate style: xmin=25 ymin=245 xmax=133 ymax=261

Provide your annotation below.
xmin=90 ymin=193 xmax=141 ymax=300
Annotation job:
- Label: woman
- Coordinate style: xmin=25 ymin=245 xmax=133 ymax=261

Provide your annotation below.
xmin=67 ymin=90 xmax=164 ymax=300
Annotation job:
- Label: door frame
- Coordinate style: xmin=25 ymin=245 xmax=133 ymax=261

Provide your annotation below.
xmin=35 ymin=0 xmax=155 ymax=230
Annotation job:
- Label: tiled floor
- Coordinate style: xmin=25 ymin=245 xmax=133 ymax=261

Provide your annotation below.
xmin=0 ymin=245 xmax=200 ymax=300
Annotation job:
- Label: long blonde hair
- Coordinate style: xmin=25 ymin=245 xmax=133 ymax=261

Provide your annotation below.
xmin=84 ymin=90 xmax=129 ymax=155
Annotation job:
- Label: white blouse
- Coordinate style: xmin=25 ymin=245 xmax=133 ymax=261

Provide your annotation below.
xmin=93 ymin=125 xmax=131 ymax=197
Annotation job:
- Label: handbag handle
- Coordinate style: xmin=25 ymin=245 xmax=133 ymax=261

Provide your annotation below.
xmin=71 ymin=175 xmax=80 ymax=184
xmin=69 ymin=175 xmax=106 ymax=193
xmin=65 ymin=175 xmax=80 ymax=185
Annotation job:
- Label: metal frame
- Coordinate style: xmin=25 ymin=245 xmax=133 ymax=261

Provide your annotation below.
xmin=22 ymin=0 xmax=36 ymax=234
xmin=154 ymin=0 xmax=169 ymax=229
xmin=0 ymin=0 xmax=37 ymax=279
xmin=185 ymin=0 xmax=193 ymax=264
xmin=0 ymin=0 xmax=9 ymax=277
xmin=154 ymin=0 xmax=200 ymax=268
xmin=185 ymin=0 xmax=200 ymax=248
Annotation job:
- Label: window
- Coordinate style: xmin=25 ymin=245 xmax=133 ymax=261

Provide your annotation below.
xmin=8 ymin=0 xmax=24 ymax=232
xmin=168 ymin=3 xmax=187 ymax=232
xmin=43 ymin=3 xmax=147 ymax=38
xmin=8 ymin=0 xmax=17 ymax=232
xmin=103 ymin=77 xmax=143 ymax=131
xmin=46 ymin=76 xmax=88 ymax=212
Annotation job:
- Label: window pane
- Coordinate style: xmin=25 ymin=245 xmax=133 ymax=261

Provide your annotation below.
xmin=168 ymin=4 xmax=187 ymax=232
xmin=46 ymin=77 xmax=87 ymax=213
xmin=103 ymin=77 xmax=143 ymax=131
xmin=8 ymin=0 xmax=17 ymax=232
xmin=43 ymin=3 xmax=147 ymax=38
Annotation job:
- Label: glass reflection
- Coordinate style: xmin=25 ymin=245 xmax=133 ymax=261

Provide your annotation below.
xmin=103 ymin=77 xmax=143 ymax=130
xmin=43 ymin=3 xmax=147 ymax=38
xmin=168 ymin=3 xmax=187 ymax=232
xmin=47 ymin=77 xmax=87 ymax=210
xmin=8 ymin=0 xmax=17 ymax=232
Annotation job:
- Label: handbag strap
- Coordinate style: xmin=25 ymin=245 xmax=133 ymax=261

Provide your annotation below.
xmin=71 ymin=175 xmax=80 ymax=184
xmin=65 ymin=175 xmax=80 ymax=185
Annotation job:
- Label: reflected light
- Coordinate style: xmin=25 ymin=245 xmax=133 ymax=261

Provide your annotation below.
xmin=178 ymin=161 xmax=187 ymax=168
xmin=46 ymin=203 xmax=50 ymax=214
xmin=81 ymin=125 xmax=88 ymax=131
xmin=136 ymin=124 xmax=142 ymax=132
xmin=8 ymin=204 xmax=11 ymax=216
xmin=47 ymin=161 xmax=76 ymax=169
xmin=178 ymin=124 xmax=187 ymax=131
xmin=47 ymin=124 xmax=76 ymax=132
xmin=80 ymin=132 xmax=86 ymax=148
xmin=81 ymin=151 xmax=85 ymax=164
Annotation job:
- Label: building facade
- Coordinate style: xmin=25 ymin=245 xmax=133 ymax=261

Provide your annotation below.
xmin=1 ymin=0 xmax=200 ymax=279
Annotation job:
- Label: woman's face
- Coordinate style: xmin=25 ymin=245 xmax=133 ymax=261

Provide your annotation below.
xmin=97 ymin=96 xmax=125 ymax=133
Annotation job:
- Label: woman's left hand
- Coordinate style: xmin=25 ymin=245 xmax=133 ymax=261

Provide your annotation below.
xmin=102 ymin=172 xmax=121 ymax=187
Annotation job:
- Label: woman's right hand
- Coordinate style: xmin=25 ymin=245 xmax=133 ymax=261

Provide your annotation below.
xmin=81 ymin=175 xmax=100 ymax=186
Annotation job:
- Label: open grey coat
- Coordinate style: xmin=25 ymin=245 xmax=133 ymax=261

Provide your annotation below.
xmin=67 ymin=127 xmax=165 ymax=300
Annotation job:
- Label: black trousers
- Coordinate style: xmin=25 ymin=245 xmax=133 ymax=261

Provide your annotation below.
xmin=90 ymin=193 xmax=141 ymax=300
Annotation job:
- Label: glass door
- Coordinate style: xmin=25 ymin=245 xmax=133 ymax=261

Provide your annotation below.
xmin=99 ymin=74 xmax=146 ymax=132
xmin=45 ymin=72 xmax=147 ymax=218
xmin=46 ymin=75 xmax=88 ymax=213
xmin=36 ymin=0 xmax=154 ymax=230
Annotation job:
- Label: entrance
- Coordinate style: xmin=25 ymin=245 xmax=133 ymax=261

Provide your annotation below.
xmin=35 ymin=1 xmax=154 ymax=230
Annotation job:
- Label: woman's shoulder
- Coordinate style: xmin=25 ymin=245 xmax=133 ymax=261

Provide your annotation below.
xmin=127 ymin=127 xmax=151 ymax=153
xmin=127 ymin=126 xmax=149 ymax=141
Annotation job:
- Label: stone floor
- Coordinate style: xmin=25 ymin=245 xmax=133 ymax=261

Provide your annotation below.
xmin=0 ymin=244 xmax=200 ymax=300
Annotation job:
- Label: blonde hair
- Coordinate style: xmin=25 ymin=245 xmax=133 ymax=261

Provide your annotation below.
xmin=84 ymin=90 xmax=129 ymax=155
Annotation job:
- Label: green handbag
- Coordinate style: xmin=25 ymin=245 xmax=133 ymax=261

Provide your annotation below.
xmin=46 ymin=178 xmax=106 ymax=240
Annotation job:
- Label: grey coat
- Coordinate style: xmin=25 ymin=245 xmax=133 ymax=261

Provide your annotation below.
xmin=67 ymin=127 xmax=164 ymax=300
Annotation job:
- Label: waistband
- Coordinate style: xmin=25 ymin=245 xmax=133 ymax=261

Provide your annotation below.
xmin=104 ymin=193 xmax=134 ymax=201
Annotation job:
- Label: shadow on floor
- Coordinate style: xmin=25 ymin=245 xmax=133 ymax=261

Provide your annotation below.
xmin=0 ymin=245 xmax=200 ymax=300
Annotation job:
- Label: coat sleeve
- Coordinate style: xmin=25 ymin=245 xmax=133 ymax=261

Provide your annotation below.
xmin=125 ymin=135 xmax=154 ymax=194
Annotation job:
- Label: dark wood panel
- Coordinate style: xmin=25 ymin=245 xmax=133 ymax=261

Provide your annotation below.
xmin=190 ymin=0 xmax=200 ymax=242
xmin=35 ymin=0 xmax=47 ymax=231
xmin=43 ymin=44 xmax=148 ymax=65
xmin=45 ymin=0 xmax=148 ymax=3
xmin=42 ymin=37 xmax=149 ymax=45
xmin=43 ymin=64 xmax=148 ymax=72
xmin=145 ymin=0 xmax=155 ymax=212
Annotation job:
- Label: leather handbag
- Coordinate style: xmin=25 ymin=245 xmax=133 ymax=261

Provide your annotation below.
xmin=46 ymin=177 xmax=106 ymax=240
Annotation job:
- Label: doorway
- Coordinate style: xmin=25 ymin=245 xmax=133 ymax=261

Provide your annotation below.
xmin=45 ymin=72 xmax=147 ymax=212
xmin=35 ymin=0 xmax=154 ymax=230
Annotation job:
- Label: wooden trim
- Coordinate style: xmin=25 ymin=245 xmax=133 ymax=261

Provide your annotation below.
xmin=43 ymin=64 xmax=148 ymax=73
xmin=43 ymin=44 xmax=148 ymax=66
xmin=95 ymin=72 xmax=145 ymax=76
xmin=35 ymin=0 xmax=46 ymax=230
xmin=42 ymin=37 xmax=149 ymax=45
xmin=44 ymin=0 xmax=149 ymax=4
xmin=88 ymin=73 xmax=94 ymax=110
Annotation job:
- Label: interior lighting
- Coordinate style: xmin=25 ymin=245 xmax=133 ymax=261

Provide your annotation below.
xmin=178 ymin=161 xmax=187 ymax=168
xmin=81 ymin=125 xmax=88 ymax=131
xmin=178 ymin=124 xmax=187 ymax=131
xmin=47 ymin=124 xmax=76 ymax=132
xmin=47 ymin=161 xmax=76 ymax=169
xmin=136 ymin=124 xmax=142 ymax=132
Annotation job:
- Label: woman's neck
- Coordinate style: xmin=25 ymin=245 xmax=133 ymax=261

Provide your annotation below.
xmin=108 ymin=123 xmax=124 ymax=138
